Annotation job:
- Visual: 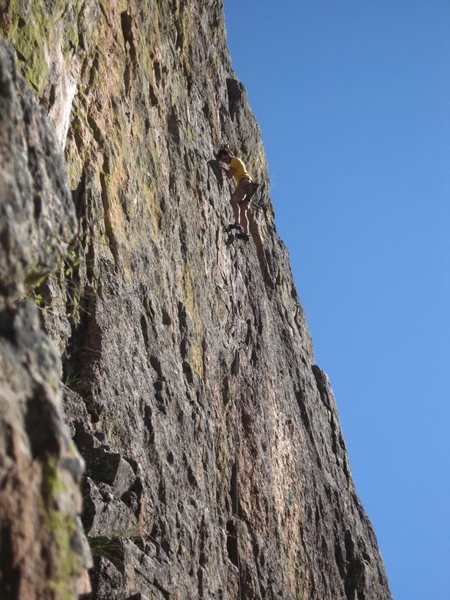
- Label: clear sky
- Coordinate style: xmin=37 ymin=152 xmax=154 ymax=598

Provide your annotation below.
xmin=223 ymin=1 xmax=450 ymax=599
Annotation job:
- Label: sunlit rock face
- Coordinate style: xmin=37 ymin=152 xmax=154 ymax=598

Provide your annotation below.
xmin=1 ymin=2 xmax=392 ymax=599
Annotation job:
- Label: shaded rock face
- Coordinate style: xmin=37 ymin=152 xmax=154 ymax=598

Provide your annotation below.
xmin=0 ymin=40 xmax=91 ymax=599
xmin=0 ymin=2 xmax=392 ymax=600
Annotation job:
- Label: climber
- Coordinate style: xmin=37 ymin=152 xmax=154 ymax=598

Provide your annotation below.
xmin=217 ymin=146 xmax=259 ymax=242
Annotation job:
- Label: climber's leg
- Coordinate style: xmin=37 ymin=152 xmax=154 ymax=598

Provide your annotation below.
xmin=238 ymin=201 xmax=250 ymax=237
xmin=230 ymin=180 xmax=248 ymax=229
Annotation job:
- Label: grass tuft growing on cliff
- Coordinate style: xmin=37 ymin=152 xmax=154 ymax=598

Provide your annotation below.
xmin=87 ymin=532 xmax=142 ymax=567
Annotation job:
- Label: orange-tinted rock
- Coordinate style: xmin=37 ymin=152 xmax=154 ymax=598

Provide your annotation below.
xmin=0 ymin=3 xmax=392 ymax=599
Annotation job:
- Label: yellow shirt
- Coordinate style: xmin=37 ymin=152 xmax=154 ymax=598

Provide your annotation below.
xmin=230 ymin=157 xmax=251 ymax=183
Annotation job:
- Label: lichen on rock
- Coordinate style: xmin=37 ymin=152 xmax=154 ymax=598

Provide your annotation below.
xmin=0 ymin=39 xmax=90 ymax=599
xmin=0 ymin=2 xmax=392 ymax=599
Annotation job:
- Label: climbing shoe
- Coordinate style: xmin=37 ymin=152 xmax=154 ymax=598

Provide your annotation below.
xmin=227 ymin=223 xmax=242 ymax=232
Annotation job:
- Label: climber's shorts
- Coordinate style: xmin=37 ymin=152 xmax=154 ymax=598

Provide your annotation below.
xmin=231 ymin=178 xmax=255 ymax=206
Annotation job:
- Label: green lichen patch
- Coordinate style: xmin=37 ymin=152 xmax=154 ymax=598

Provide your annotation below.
xmin=43 ymin=456 xmax=66 ymax=499
xmin=47 ymin=509 xmax=79 ymax=600
xmin=42 ymin=456 xmax=81 ymax=600
xmin=0 ymin=0 xmax=80 ymax=94
xmin=2 ymin=8 xmax=52 ymax=93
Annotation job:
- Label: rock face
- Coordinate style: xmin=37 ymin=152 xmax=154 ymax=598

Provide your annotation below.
xmin=0 ymin=40 xmax=91 ymax=599
xmin=0 ymin=2 xmax=392 ymax=599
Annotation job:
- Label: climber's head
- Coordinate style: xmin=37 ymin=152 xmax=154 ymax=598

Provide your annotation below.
xmin=217 ymin=146 xmax=233 ymax=163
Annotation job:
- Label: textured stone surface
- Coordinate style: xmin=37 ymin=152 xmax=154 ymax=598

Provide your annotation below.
xmin=0 ymin=40 xmax=76 ymax=306
xmin=1 ymin=2 xmax=392 ymax=599
xmin=0 ymin=39 xmax=90 ymax=599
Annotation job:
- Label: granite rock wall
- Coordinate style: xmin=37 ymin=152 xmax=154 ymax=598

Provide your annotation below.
xmin=0 ymin=2 xmax=392 ymax=599
xmin=0 ymin=39 xmax=91 ymax=599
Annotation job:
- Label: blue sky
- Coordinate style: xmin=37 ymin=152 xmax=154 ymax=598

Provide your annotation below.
xmin=224 ymin=1 xmax=450 ymax=599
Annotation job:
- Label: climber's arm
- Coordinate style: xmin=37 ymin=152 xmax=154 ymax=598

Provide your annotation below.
xmin=219 ymin=161 xmax=234 ymax=179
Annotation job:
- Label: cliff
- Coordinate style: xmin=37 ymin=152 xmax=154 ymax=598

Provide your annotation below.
xmin=0 ymin=2 xmax=392 ymax=599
